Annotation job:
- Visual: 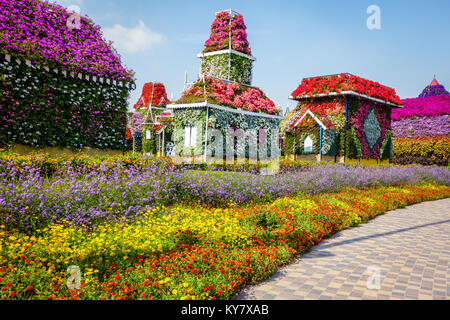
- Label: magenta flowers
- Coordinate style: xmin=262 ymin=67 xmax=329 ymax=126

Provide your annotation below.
xmin=392 ymin=95 xmax=450 ymax=121
xmin=203 ymin=11 xmax=252 ymax=55
xmin=0 ymin=0 xmax=134 ymax=82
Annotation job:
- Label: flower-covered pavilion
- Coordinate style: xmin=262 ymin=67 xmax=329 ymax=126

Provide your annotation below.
xmin=284 ymin=73 xmax=404 ymax=164
xmin=169 ymin=10 xmax=284 ymax=164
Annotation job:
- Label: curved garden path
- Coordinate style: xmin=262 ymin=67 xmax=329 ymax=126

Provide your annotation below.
xmin=236 ymin=198 xmax=450 ymax=300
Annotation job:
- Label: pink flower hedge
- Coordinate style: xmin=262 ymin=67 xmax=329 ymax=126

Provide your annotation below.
xmin=392 ymin=95 xmax=450 ymax=121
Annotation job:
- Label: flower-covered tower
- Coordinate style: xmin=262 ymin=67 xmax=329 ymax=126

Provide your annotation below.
xmin=168 ymin=10 xmax=283 ymax=164
xmin=197 ymin=10 xmax=256 ymax=85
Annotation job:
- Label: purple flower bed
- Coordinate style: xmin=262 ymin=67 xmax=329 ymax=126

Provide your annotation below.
xmin=1 ymin=159 xmax=449 ymax=232
xmin=392 ymin=115 xmax=450 ymax=138
xmin=0 ymin=0 xmax=134 ymax=81
xmin=392 ymin=95 xmax=450 ymax=121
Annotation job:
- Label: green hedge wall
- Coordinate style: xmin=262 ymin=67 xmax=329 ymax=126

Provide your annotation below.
xmin=0 ymin=57 xmax=131 ymax=151
xmin=200 ymin=53 xmax=253 ymax=85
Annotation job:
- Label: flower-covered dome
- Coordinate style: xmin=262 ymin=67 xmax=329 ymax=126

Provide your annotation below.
xmin=419 ymin=76 xmax=449 ymax=98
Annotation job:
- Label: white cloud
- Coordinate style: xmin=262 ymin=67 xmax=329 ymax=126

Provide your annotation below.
xmin=52 ymin=0 xmax=84 ymax=7
xmin=103 ymin=20 xmax=164 ymax=54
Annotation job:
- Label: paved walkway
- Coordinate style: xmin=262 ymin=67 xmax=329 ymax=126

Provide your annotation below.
xmin=236 ymin=198 xmax=450 ymax=300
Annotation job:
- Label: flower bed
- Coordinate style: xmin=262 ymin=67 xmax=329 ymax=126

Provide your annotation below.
xmin=291 ymin=73 xmax=403 ymax=105
xmin=0 ymin=57 xmax=130 ymax=150
xmin=392 ymin=95 xmax=450 ymax=121
xmin=392 ymin=115 xmax=450 ymax=138
xmin=2 ymin=151 xmax=450 ymax=232
xmin=393 ymin=136 xmax=450 ymax=166
xmin=1 ymin=183 xmax=449 ymax=300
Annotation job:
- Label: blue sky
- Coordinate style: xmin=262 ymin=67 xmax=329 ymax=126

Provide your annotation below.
xmin=54 ymin=0 xmax=450 ymax=113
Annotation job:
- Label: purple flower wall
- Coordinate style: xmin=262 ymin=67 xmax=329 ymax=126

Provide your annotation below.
xmin=392 ymin=115 xmax=450 ymax=138
xmin=392 ymin=95 xmax=450 ymax=121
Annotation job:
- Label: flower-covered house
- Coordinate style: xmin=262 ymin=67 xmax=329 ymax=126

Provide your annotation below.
xmin=391 ymin=76 xmax=450 ymax=166
xmin=169 ymin=10 xmax=284 ymax=164
xmin=129 ymin=82 xmax=174 ymax=156
xmin=0 ymin=0 xmax=135 ymax=154
xmin=284 ymin=73 xmax=404 ymax=164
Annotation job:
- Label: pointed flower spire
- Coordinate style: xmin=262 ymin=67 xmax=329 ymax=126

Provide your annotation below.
xmin=429 ymin=75 xmax=440 ymax=86
xmin=419 ymin=75 xmax=449 ymax=98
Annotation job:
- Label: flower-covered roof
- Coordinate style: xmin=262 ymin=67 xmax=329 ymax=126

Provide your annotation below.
xmin=133 ymin=82 xmax=170 ymax=110
xmin=291 ymin=73 xmax=403 ymax=106
xmin=202 ymin=10 xmax=251 ymax=56
xmin=282 ymin=97 xmax=347 ymax=133
xmin=418 ymin=76 xmax=449 ymax=98
xmin=0 ymin=0 xmax=134 ymax=82
xmin=175 ymin=76 xmax=280 ymax=116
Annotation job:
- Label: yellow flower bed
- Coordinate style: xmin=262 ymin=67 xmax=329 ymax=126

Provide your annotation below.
xmin=22 ymin=205 xmax=251 ymax=268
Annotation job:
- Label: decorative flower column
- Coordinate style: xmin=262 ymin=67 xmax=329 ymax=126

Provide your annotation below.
xmin=198 ymin=10 xmax=256 ymax=86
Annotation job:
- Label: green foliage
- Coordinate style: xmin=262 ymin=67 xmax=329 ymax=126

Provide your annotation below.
xmin=345 ymin=128 xmax=362 ymax=159
xmin=284 ymin=132 xmax=295 ymax=156
xmin=322 ymin=130 xmax=340 ymax=156
xmin=379 ymin=130 xmax=392 ymax=160
xmin=200 ymin=53 xmax=253 ymax=85
xmin=0 ymin=58 xmax=130 ymax=150
xmin=296 ymin=129 xmax=319 ymax=154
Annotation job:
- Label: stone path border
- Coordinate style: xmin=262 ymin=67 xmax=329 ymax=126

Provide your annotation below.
xmin=236 ymin=198 xmax=450 ymax=300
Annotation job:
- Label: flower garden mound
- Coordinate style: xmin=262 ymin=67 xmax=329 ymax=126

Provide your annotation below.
xmin=419 ymin=76 xmax=449 ymax=98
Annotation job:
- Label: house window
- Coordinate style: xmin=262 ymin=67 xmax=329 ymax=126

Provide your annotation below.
xmin=184 ymin=126 xmax=197 ymax=147
xmin=304 ymin=136 xmax=314 ymax=153
xmin=145 ymin=130 xmax=152 ymax=140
